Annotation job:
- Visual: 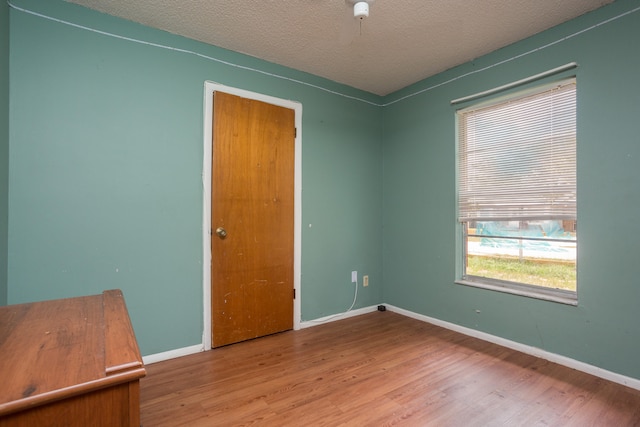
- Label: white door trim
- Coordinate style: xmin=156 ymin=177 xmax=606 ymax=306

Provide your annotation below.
xmin=202 ymin=82 xmax=302 ymax=350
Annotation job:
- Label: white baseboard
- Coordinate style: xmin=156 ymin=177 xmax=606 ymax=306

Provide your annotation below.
xmin=299 ymin=304 xmax=380 ymax=329
xmin=141 ymin=305 xmax=380 ymax=364
xmin=143 ymin=344 xmax=204 ymax=365
xmin=140 ymin=304 xmax=640 ymax=391
xmin=384 ymin=304 xmax=640 ymax=391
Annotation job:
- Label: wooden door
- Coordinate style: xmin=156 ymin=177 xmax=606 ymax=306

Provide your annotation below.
xmin=211 ymin=92 xmax=295 ymax=348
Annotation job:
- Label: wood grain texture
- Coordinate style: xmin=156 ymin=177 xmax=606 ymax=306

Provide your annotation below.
xmin=211 ymin=91 xmax=295 ymax=348
xmin=0 ymin=295 xmax=104 ymax=406
xmin=0 ymin=383 xmax=134 ymax=427
xmin=103 ymin=289 xmax=144 ymax=375
xmin=141 ymin=311 xmax=640 ymax=426
xmin=0 ymin=290 xmax=145 ymax=426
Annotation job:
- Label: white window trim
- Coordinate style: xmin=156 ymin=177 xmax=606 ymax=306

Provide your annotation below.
xmin=455 ymin=78 xmax=577 ymax=305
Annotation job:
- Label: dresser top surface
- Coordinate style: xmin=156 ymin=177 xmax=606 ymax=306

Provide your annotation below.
xmin=0 ymin=290 xmax=145 ymax=415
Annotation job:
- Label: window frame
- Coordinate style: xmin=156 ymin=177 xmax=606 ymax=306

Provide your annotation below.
xmin=455 ymin=78 xmax=578 ymax=305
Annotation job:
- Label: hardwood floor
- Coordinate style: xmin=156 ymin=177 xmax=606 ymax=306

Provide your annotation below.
xmin=140 ymin=312 xmax=640 ymax=426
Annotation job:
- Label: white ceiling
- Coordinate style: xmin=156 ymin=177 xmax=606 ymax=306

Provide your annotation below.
xmin=67 ymin=0 xmax=614 ymax=96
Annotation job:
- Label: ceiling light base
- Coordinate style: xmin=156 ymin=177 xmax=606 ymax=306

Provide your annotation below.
xmin=347 ymin=0 xmax=375 ymax=20
xmin=354 ymin=2 xmax=369 ymax=19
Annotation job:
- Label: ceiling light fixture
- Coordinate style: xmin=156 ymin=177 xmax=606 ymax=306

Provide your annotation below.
xmin=348 ymin=0 xmax=375 ymax=20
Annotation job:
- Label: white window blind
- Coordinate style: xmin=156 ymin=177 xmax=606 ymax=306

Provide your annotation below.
xmin=458 ymin=80 xmax=576 ymax=222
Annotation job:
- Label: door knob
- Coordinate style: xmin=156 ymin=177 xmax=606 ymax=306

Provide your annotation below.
xmin=215 ymin=227 xmax=227 ymax=239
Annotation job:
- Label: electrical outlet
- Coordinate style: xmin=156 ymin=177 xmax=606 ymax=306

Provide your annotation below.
xmin=351 ymin=271 xmax=357 ymax=283
xmin=363 ymin=275 xmax=369 ymax=287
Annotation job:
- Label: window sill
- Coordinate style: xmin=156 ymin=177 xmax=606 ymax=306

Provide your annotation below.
xmin=455 ymin=278 xmax=578 ymax=306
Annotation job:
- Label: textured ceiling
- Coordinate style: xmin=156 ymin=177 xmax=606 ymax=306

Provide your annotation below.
xmin=67 ymin=0 xmax=614 ymax=95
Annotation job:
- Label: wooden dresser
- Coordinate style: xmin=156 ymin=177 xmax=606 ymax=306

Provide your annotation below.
xmin=0 ymin=290 xmax=146 ymax=426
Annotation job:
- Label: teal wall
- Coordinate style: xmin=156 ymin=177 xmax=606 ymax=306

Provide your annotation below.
xmin=6 ymin=0 xmax=640 ymax=382
xmin=7 ymin=0 xmax=383 ymax=355
xmin=0 ymin=1 xmax=9 ymax=306
xmin=382 ymin=0 xmax=640 ymax=380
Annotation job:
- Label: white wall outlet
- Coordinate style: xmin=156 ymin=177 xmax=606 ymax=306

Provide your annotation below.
xmin=363 ymin=275 xmax=369 ymax=287
xmin=351 ymin=271 xmax=357 ymax=283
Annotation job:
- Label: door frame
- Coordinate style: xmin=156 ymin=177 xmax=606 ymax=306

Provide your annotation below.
xmin=202 ymin=81 xmax=302 ymax=350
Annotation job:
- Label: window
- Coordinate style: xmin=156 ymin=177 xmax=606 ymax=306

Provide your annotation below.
xmin=456 ymin=79 xmax=577 ymax=304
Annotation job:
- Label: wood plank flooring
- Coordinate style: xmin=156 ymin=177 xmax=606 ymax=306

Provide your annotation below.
xmin=140 ymin=311 xmax=640 ymax=426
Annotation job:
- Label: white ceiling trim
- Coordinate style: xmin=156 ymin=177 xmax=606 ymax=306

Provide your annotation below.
xmin=65 ymin=0 xmax=615 ymax=95
xmin=12 ymin=1 xmax=634 ymax=104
